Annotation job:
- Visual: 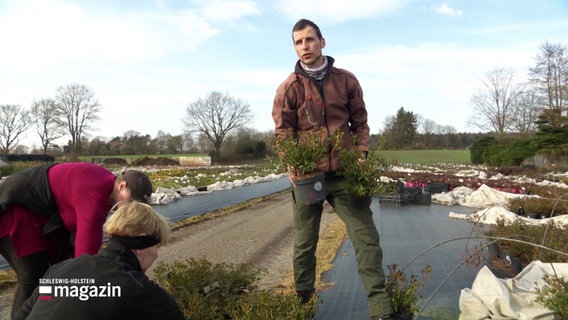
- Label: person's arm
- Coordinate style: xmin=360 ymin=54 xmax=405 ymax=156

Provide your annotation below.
xmin=272 ymin=75 xmax=299 ymax=138
xmin=73 ymin=200 xmax=108 ymax=256
xmin=347 ymin=76 xmax=370 ymax=152
xmin=66 ymin=181 xmax=112 ymax=256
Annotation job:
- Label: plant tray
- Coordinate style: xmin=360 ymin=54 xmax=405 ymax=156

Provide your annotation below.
xmin=413 ymin=193 xmax=432 ymax=206
xmin=378 ymin=194 xmax=412 ymax=207
xmin=425 ymin=182 xmax=449 ymax=194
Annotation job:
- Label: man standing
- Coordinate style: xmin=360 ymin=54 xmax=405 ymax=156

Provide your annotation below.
xmin=272 ymin=19 xmax=393 ymax=319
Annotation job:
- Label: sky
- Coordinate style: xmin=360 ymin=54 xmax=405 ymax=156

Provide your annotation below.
xmin=0 ymin=0 xmax=567 ymax=149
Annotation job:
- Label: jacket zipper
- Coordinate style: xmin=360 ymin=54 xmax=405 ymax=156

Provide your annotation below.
xmin=304 ymin=95 xmax=319 ymax=125
xmin=315 ymin=84 xmax=332 ymax=171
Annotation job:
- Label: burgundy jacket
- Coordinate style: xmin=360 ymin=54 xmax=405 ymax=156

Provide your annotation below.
xmin=272 ymin=56 xmax=370 ymax=173
xmin=0 ymin=162 xmax=116 ymax=259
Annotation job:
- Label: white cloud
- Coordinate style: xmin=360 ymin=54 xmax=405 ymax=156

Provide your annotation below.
xmin=198 ymin=0 xmax=261 ymax=21
xmin=436 ymin=3 xmax=463 ymax=17
xmin=0 ymin=0 xmax=242 ymax=68
xmin=275 ymin=0 xmax=405 ymax=24
xmin=335 ymin=42 xmax=535 ymax=132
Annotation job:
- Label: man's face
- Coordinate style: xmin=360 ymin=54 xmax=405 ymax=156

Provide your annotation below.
xmin=293 ymin=26 xmax=326 ymax=68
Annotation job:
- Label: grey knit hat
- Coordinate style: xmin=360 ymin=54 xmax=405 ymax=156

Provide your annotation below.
xmin=122 ymin=170 xmax=152 ymax=203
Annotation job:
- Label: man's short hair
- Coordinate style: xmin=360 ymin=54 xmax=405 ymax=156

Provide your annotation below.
xmin=121 ymin=170 xmax=152 ymax=203
xmin=292 ymin=18 xmax=323 ymax=40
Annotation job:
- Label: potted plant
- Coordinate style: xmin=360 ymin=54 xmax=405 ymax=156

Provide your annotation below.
xmin=269 ymin=128 xmax=342 ymax=205
xmin=338 ymin=145 xmax=393 ymax=208
xmin=377 ymin=180 xmax=411 ymax=207
xmin=385 ymin=264 xmax=432 ymax=319
xmin=536 ymin=272 xmax=568 ymax=320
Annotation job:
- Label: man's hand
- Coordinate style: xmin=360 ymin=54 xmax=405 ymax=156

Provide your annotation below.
xmin=287 ymin=166 xmax=297 ymax=187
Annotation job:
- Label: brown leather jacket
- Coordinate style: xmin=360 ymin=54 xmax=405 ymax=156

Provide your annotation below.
xmin=272 ymin=56 xmax=370 ymax=173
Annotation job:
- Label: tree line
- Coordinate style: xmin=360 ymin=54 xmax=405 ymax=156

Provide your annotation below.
xmin=2 ymin=41 xmax=566 ymax=165
xmin=1 ymin=83 xmax=100 ymax=156
xmin=379 ymin=41 xmax=567 ymax=162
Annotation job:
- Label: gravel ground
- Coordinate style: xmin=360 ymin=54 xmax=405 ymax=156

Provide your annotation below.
xmin=147 ymin=190 xmax=336 ymax=288
xmin=1 ymin=190 xmax=337 ymax=319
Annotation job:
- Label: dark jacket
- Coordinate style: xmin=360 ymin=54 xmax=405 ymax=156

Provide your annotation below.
xmin=0 ymin=163 xmax=71 ymax=261
xmin=272 ymin=56 xmax=370 ymax=173
xmin=14 ymin=239 xmax=185 ymax=320
xmin=0 ymin=163 xmax=58 ymax=218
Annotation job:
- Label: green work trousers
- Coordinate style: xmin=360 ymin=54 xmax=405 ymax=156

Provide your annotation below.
xmin=292 ymin=173 xmax=393 ymax=316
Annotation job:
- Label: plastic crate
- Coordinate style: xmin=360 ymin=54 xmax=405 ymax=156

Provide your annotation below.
xmin=425 ymin=182 xmax=449 ymax=194
xmin=413 ymin=193 xmax=432 ymax=205
xmin=402 ymin=187 xmax=423 ymax=197
xmin=378 ymin=194 xmax=412 ymax=206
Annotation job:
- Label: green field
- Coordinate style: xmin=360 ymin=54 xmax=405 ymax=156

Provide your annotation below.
xmin=79 ymin=154 xmax=208 ymax=161
xmin=377 ymin=149 xmax=471 ymax=164
xmin=79 ymin=150 xmax=471 ymax=165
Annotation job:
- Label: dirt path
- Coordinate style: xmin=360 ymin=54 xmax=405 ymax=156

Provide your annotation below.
xmin=147 ymin=190 xmax=337 ymax=289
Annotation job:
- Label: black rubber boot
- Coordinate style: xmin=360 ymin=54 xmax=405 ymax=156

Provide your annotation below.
xmin=296 ymin=290 xmax=314 ymax=304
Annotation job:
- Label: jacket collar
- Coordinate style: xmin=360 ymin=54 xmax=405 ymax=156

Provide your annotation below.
xmin=99 ymin=238 xmax=143 ymax=271
xmin=295 ymin=56 xmax=335 ymax=78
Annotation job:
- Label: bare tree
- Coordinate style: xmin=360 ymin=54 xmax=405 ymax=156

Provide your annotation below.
xmin=438 ymin=125 xmax=457 ymax=134
xmin=154 ymin=131 xmax=185 ymax=154
xmin=31 ymin=98 xmax=66 ymax=154
xmin=0 ymin=104 xmax=31 ymax=154
xmin=181 ymin=132 xmax=195 ymax=152
xmin=419 ymin=118 xmax=438 ymax=135
xmin=183 ymin=91 xmax=252 ymax=157
xmin=468 ymin=68 xmax=522 ymax=135
xmin=529 ymin=41 xmax=567 ymax=110
xmin=54 ymin=83 xmax=101 ymax=154
xmin=510 ymin=89 xmax=540 ymax=135
xmin=154 ymin=130 xmax=169 ymax=153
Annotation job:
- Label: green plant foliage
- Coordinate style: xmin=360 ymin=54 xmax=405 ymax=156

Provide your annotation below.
xmin=508 ymin=197 xmax=568 ymax=216
xmin=536 ymin=273 xmax=568 ymax=320
xmin=470 ymin=136 xmax=538 ymax=166
xmin=269 ymin=128 xmax=342 ymax=176
xmin=508 ymin=138 xmax=538 ymax=165
xmin=470 ymin=136 xmax=495 ymax=164
xmin=385 ymin=264 xmax=432 ymax=315
xmin=338 ymin=147 xmax=394 ymax=197
xmin=532 ymin=109 xmax=568 ymax=157
xmin=380 ymin=181 xmax=404 ymax=195
xmin=153 ymin=257 xmax=315 ymax=319
xmin=225 ymin=290 xmax=316 ymax=320
xmin=483 ymin=219 xmax=568 ymax=264
xmin=377 ymin=149 xmax=472 ymax=164
xmin=0 ymin=161 xmax=50 ymax=177
xmin=146 ymin=165 xmax=274 ymax=189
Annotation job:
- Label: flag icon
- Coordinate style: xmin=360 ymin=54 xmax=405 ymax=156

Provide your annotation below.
xmin=39 ymin=286 xmax=52 ymax=301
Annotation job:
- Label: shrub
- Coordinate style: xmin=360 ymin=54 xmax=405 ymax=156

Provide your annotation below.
xmin=507 ymin=197 xmax=568 ymax=216
xmin=338 ymin=146 xmax=394 ymax=197
xmin=269 ymin=128 xmax=342 ymax=177
xmin=225 ymin=290 xmax=316 ymax=320
xmin=470 ymin=136 xmax=537 ymax=166
xmin=153 ymin=257 xmax=315 ymax=319
xmin=385 ymin=264 xmax=432 ymax=315
xmin=483 ymin=219 xmax=568 ymax=264
xmin=470 ymin=136 xmax=495 ymax=164
xmin=508 ymin=138 xmax=538 ymax=165
xmin=0 ymin=161 xmax=51 ymax=178
xmin=536 ymin=273 xmax=568 ymax=320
